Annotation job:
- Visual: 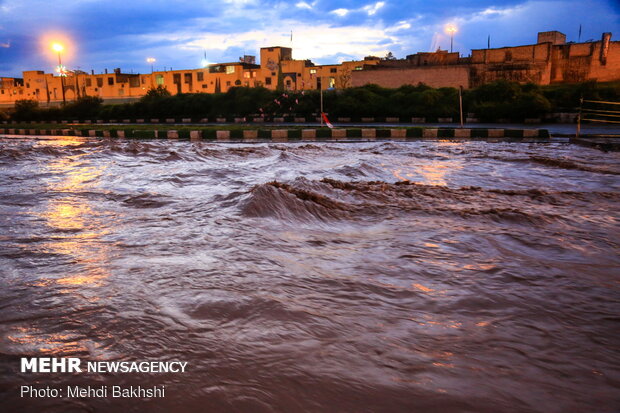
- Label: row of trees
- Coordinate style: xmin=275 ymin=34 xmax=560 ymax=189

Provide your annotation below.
xmin=7 ymin=80 xmax=620 ymax=122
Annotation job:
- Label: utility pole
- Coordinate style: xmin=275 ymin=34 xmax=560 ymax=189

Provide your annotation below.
xmin=459 ymin=86 xmax=464 ymax=127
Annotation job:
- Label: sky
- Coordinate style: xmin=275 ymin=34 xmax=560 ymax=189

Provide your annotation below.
xmin=0 ymin=0 xmax=619 ymax=77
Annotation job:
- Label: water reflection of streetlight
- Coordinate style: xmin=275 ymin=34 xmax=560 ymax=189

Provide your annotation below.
xmin=446 ymin=25 xmax=457 ymax=53
xmin=52 ymin=43 xmax=66 ymax=104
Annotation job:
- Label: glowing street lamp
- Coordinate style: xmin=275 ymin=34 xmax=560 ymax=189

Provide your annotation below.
xmin=146 ymin=57 xmax=156 ymax=87
xmin=52 ymin=42 xmax=66 ymax=104
xmin=446 ymin=25 xmax=457 ymax=53
xmin=146 ymin=57 xmax=156 ymax=73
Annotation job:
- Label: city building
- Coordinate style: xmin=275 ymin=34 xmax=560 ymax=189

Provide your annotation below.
xmin=352 ymin=31 xmax=619 ymax=89
xmin=0 ymin=30 xmax=618 ymax=107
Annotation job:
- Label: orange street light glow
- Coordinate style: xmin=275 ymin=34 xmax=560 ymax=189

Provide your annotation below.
xmin=446 ymin=25 xmax=457 ymax=34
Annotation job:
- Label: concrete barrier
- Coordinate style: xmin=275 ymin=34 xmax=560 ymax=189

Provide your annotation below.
xmin=272 ymin=130 xmax=288 ymax=142
xmin=302 ymin=129 xmax=316 ymax=140
xmin=216 ymin=130 xmax=230 ymax=141
xmin=332 ymin=129 xmax=346 ymax=140
xmin=362 ymin=128 xmax=376 ymax=139
xmin=454 ymin=128 xmax=471 ymax=138
xmin=243 ymin=130 xmax=258 ymax=141
xmin=423 ymin=128 xmax=438 ymax=138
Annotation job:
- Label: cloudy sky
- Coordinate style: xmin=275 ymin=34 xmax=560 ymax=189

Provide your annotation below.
xmin=0 ymin=0 xmax=618 ymax=77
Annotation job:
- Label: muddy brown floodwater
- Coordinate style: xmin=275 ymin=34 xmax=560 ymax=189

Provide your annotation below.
xmin=0 ymin=137 xmax=619 ymax=413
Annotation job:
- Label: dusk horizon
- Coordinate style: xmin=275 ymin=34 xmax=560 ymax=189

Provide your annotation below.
xmin=1 ymin=0 xmax=619 ymax=78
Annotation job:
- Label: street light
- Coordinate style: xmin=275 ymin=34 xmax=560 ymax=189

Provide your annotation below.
xmin=52 ymin=42 xmax=66 ymax=104
xmin=446 ymin=25 xmax=457 ymax=53
xmin=147 ymin=57 xmax=156 ymax=87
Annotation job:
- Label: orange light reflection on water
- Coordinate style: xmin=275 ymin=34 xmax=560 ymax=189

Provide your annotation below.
xmin=35 ymin=144 xmax=114 ymax=288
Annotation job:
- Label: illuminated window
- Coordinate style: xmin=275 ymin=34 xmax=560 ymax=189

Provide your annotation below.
xmin=244 ymin=71 xmax=250 ymax=79
xmin=156 ymin=75 xmax=164 ymax=85
xmin=309 ymin=69 xmax=317 ymax=75
xmin=226 ymin=66 xmax=235 ymax=74
xmin=355 ymin=66 xmax=363 ymax=70
xmin=329 ymin=77 xmax=336 ymax=88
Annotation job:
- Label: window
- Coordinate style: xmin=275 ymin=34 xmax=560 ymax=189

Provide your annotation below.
xmin=26 ymin=83 xmax=30 ymax=88
xmin=355 ymin=66 xmax=363 ymax=70
xmin=108 ymin=77 xmax=114 ymax=85
xmin=271 ymin=72 xmax=276 ymax=76
xmin=156 ymin=75 xmax=164 ymax=85
xmin=226 ymin=81 xmax=231 ymax=86
xmin=85 ymin=78 xmax=92 ymax=87
xmin=243 ymin=71 xmax=250 ymax=79
xmin=130 ymin=77 xmax=140 ymax=87
xmin=286 ymin=80 xmax=291 ymax=86
xmin=234 ymin=80 xmax=241 ymax=86
xmin=252 ymin=72 xmax=257 ymax=78
xmin=329 ymin=77 xmax=336 ymax=88
xmin=309 ymin=69 xmax=317 ymax=75
xmin=330 ymin=68 xmax=337 ymax=73
xmin=173 ymin=74 xmax=181 ymax=84
xmin=184 ymin=73 xmax=192 ymax=84
xmin=197 ymin=72 xmax=204 ymax=81
xmin=97 ymin=78 xmax=103 ymax=87
xmin=226 ymin=66 xmax=235 ymax=74
xmin=202 ymin=84 xmax=208 ymax=89
xmin=265 ymin=77 xmax=272 ymax=85
xmin=141 ymin=77 xmax=146 ymax=84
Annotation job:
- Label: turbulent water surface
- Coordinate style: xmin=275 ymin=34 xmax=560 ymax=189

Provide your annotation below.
xmin=0 ymin=137 xmax=619 ymax=413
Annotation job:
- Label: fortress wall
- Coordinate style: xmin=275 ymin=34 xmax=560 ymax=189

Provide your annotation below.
xmin=351 ymin=66 xmax=470 ymax=89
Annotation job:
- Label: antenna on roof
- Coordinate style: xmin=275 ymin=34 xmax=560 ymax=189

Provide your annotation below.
xmin=578 ymin=24 xmax=582 ymax=42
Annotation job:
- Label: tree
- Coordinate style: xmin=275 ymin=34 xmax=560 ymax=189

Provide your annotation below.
xmin=384 ymin=51 xmax=397 ymax=60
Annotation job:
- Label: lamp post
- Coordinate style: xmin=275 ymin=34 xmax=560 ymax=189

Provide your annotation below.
xmin=446 ymin=25 xmax=457 ymax=53
xmin=52 ymin=43 xmax=66 ymax=104
xmin=147 ymin=57 xmax=156 ymax=87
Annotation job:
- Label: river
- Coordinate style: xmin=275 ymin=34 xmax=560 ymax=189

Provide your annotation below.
xmin=0 ymin=137 xmax=618 ymax=412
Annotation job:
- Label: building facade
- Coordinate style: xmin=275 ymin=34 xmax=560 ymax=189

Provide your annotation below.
xmin=352 ymin=31 xmax=619 ymax=89
xmin=1 ymin=31 xmax=618 ymax=107
xmin=0 ymin=46 xmax=379 ymax=107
